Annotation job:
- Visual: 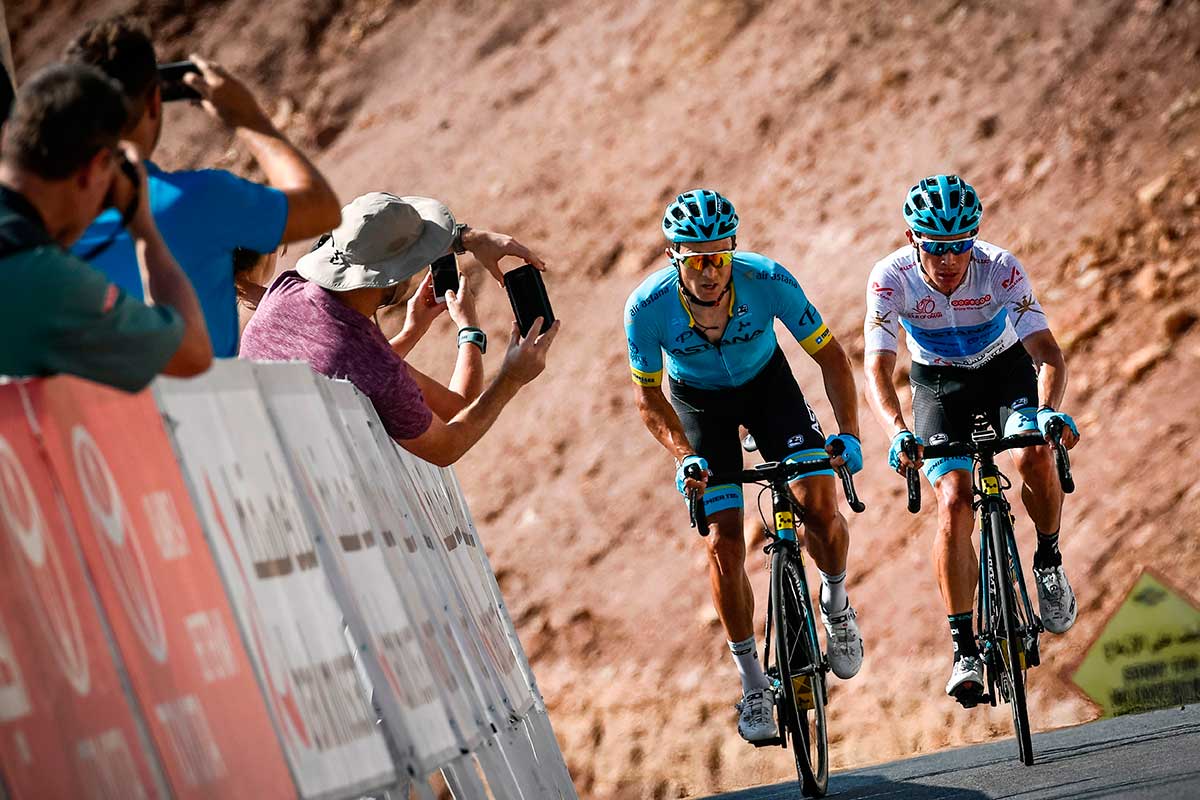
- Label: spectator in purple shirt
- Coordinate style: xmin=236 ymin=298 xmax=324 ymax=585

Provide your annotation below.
xmin=240 ymin=192 xmax=559 ymax=466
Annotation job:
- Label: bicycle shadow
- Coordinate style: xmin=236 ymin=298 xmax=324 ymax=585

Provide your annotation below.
xmin=704 ymin=773 xmax=990 ymax=799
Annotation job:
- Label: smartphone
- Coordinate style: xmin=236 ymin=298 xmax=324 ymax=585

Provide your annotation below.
xmin=430 ymin=253 xmax=459 ymax=303
xmin=504 ymin=263 xmax=554 ymax=336
xmin=158 ymin=61 xmax=201 ymax=102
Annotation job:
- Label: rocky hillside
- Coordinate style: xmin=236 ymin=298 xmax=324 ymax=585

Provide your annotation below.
xmin=11 ymin=1 xmax=1200 ymax=796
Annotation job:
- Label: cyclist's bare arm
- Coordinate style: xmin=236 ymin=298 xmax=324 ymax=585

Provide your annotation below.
xmin=865 ymin=350 xmax=922 ymax=469
xmin=1020 ymin=329 xmax=1077 ymax=448
xmin=809 ymin=334 xmax=861 ymax=439
xmin=634 ymin=383 xmax=697 ymax=462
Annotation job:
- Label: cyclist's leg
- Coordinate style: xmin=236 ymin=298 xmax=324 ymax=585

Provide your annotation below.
xmin=912 ymin=362 xmax=983 ymax=696
xmin=996 ymin=355 xmax=1064 ymax=546
xmin=668 ymin=377 xmax=767 ymax=693
xmin=746 ymin=349 xmax=863 ymax=678
xmin=997 ymin=354 xmax=1076 ymax=631
xmin=743 ymin=347 xmax=848 ymax=588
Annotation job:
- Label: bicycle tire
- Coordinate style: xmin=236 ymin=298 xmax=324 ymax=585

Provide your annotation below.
xmin=771 ymin=546 xmax=829 ymax=796
xmin=988 ymin=509 xmax=1034 ymax=765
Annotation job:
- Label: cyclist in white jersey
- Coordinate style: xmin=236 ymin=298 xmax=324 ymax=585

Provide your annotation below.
xmin=862 ymin=175 xmax=1080 ymax=705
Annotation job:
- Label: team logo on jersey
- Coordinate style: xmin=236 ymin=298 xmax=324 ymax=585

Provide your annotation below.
xmin=929 ymin=433 xmax=949 ymax=445
xmin=869 ymin=311 xmax=897 ymax=339
xmin=871 ymin=281 xmax=894 ymax=298
xmin=951 ymin=294 xmax=992 ymax=308
xmin=735 ymin=304 xmax=749 ymax=317
xmin=627 ymin=340 xmax=639 ymax=355
xmin=1001 ymin=265 xmax=1023 ymax=290
xmin=675 ymin=330 xmax=695 ymax=343
xmin=1012 ymin=294 xmax=1043 ymax=325
xmin=787 ymin=434 xmax=808 ymax=448
xmin=911 ymin=296 xmax=943 ymax=320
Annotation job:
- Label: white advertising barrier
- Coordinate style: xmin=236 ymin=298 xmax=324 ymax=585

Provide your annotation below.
xmin=153 ymin=363 xmax=394 ymax=799
xmin=372 ymin=418 xmax=570 ymax=798
xmin=318 ymin=379 xmax=492 ymax=754
xmin=249 ymin=363 xmax=466 ymax=777
xmin=334 ymin=387 xmax=525 ymax=732
xmin=326 ymin=381 xmax=573 ymax=798
xmin=435 ymin=469 xmax=576 ymax=796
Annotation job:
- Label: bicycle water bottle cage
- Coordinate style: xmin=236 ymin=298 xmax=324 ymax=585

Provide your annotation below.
xmin=970 ymin=412 xmax=997 ymax=443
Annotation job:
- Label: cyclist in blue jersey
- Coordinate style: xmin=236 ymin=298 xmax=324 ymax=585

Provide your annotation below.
xmin=625 ymin=189 xmax=865 ymax=743
xmin=863 ymin=174 xmax=1080 ymax=706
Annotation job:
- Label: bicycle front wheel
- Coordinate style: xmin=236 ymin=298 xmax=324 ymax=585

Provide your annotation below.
xmin=771 ymin=546 xmax=829 ymax=796
xmin=988 ymin=509 xmax=1034 ymax=765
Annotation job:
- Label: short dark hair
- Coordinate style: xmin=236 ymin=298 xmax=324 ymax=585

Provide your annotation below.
xmin=2 ymin=64 xmax=129 ymax=180
xmin=64 ymin=15 xmax=157 ymax=127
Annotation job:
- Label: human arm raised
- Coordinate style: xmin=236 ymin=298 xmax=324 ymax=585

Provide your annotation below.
xmin=122 ymin=145 xmax=212 ymax=376
xmin=397 ymin=320 xmax=559 ymax=467
xmin=460 ymin=227 xmax=546 ymax=285
xmin=184 ymin=56 xmax=340 ymax=242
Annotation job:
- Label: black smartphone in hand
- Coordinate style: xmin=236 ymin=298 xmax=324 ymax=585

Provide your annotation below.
xmin=504 ymin=263 xmax=554 ymax=336
xmin=158 ymin=61 xmax=201 ymax=102
xmin=431 ymin=253 xmax=459 ymax=303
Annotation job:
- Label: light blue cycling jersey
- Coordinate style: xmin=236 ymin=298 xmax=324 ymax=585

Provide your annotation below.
xmin=624 ymin=252 xmax=832 ymax=390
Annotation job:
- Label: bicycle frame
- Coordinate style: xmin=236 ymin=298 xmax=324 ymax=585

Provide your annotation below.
xmin=973 ymin=450 xmax=1042 ymax=685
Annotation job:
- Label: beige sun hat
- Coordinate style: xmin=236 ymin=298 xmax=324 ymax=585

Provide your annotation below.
xmin=296 ymin=192 xmax=456 ymax=291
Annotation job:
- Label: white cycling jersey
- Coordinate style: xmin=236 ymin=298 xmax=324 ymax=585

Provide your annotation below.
xmin=864 ymin=240 xmax=1048 ymax=368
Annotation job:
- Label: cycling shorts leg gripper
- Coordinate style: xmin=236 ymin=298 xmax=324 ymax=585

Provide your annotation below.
xmin=923 ymin=456 xmax=972 ymax=483
xmin=702 ymin=483 xmax=743 ymax=514
xmin=783 ymin=447 xmax=835 ymax=479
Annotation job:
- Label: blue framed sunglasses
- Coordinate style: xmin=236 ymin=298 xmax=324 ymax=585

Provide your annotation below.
xmin=912 ymin=232 xmax=976 ymax=256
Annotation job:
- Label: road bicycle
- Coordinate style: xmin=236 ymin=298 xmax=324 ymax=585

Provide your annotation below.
xmin=902 ymin=415 xmax=1074 ymax=766
xmin=685 ymin=446 xmax=864 ymax=797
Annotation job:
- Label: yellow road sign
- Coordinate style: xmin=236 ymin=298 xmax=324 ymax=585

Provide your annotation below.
xmin=1072 ymin=571 xmax=1200 ymax=717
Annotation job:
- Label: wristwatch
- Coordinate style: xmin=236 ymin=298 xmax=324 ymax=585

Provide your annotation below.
xmin=452 ymin=223 xmax=470 ymax=255
xmin=457 ymin=326 xmax=486 ymax=354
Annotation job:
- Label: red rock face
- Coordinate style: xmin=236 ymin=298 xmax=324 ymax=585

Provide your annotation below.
xmin=11 ymin=1 xmax=1200 ymax=796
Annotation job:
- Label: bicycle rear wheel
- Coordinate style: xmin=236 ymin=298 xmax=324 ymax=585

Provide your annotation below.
xmin=988 ymin=509 xmax=1034 ymax=765
xmin=771 ymin=546 xmax=829 ymax=796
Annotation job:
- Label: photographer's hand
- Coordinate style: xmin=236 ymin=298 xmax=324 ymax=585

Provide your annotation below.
xmin=460 ymin=228 xmax=547 ymax=285
xmin=499 ymin=318 xmax=561 ymax=387
xmin=183 ymin=55 xmax=272 ymax=132
xmin=184 ymin=55 xmax=340 ymax=242
xmin=390 ymin=272 xmax=445 ymax=357
xmin=444 ymin=269 xmax=479 ymax=330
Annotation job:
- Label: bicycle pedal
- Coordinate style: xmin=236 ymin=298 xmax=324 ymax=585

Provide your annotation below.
xmin=748 ymin=735 xmax=784 ymax=748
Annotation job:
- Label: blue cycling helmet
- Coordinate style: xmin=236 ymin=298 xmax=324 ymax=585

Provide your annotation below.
xmin=902 ymin=174 xmax=983 ymax=236
xmin=662 ymin=189 xmax=739 ymax=243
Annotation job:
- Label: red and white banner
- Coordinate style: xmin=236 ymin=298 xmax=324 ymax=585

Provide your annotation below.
xmin=24 ymin=377 xmax=296 ymax=799
xmin=153 ymin=363 xmax=395 ymax=799
xmin=0 ymin=386 xmax=164 ymax=800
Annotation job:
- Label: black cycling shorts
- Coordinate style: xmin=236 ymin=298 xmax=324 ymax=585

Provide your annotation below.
xmin=669 ymin=347 xmax=830 ymax=485
xmin=910 ymin=344 xmax=1039 ymax=480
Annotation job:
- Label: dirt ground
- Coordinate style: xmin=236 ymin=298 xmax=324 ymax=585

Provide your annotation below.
xmin=11 ymin=1 xmax=1200 ymax=797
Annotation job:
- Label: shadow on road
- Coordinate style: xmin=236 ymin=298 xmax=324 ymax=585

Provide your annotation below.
xmin=709 ymin=773 xmax=990 ymax=799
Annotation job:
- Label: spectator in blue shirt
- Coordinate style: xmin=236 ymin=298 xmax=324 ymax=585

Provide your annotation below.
xmin=65 ymin=15 xmax=341 ymax=357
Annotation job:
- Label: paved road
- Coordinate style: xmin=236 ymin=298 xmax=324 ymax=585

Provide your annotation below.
xmin=705 ymin=705 xmax=1200 ymax=799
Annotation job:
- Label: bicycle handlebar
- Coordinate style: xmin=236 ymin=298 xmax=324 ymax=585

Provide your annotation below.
xmin=902 ymin=427 xmax=1075 ymax=514
xmin=685 ymin=444 xmax=864 ymax=537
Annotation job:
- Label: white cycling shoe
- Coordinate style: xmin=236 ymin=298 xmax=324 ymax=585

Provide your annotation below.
xmin=735 ymin=685 xmax=778 ymax=742
xmin=821 ymin=603 xmax=864 ymax=679
xmin=1034 ymin=564 xmax=1077 ymax=634
xmin=946 ymin=655 xmax=985 ymax=705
